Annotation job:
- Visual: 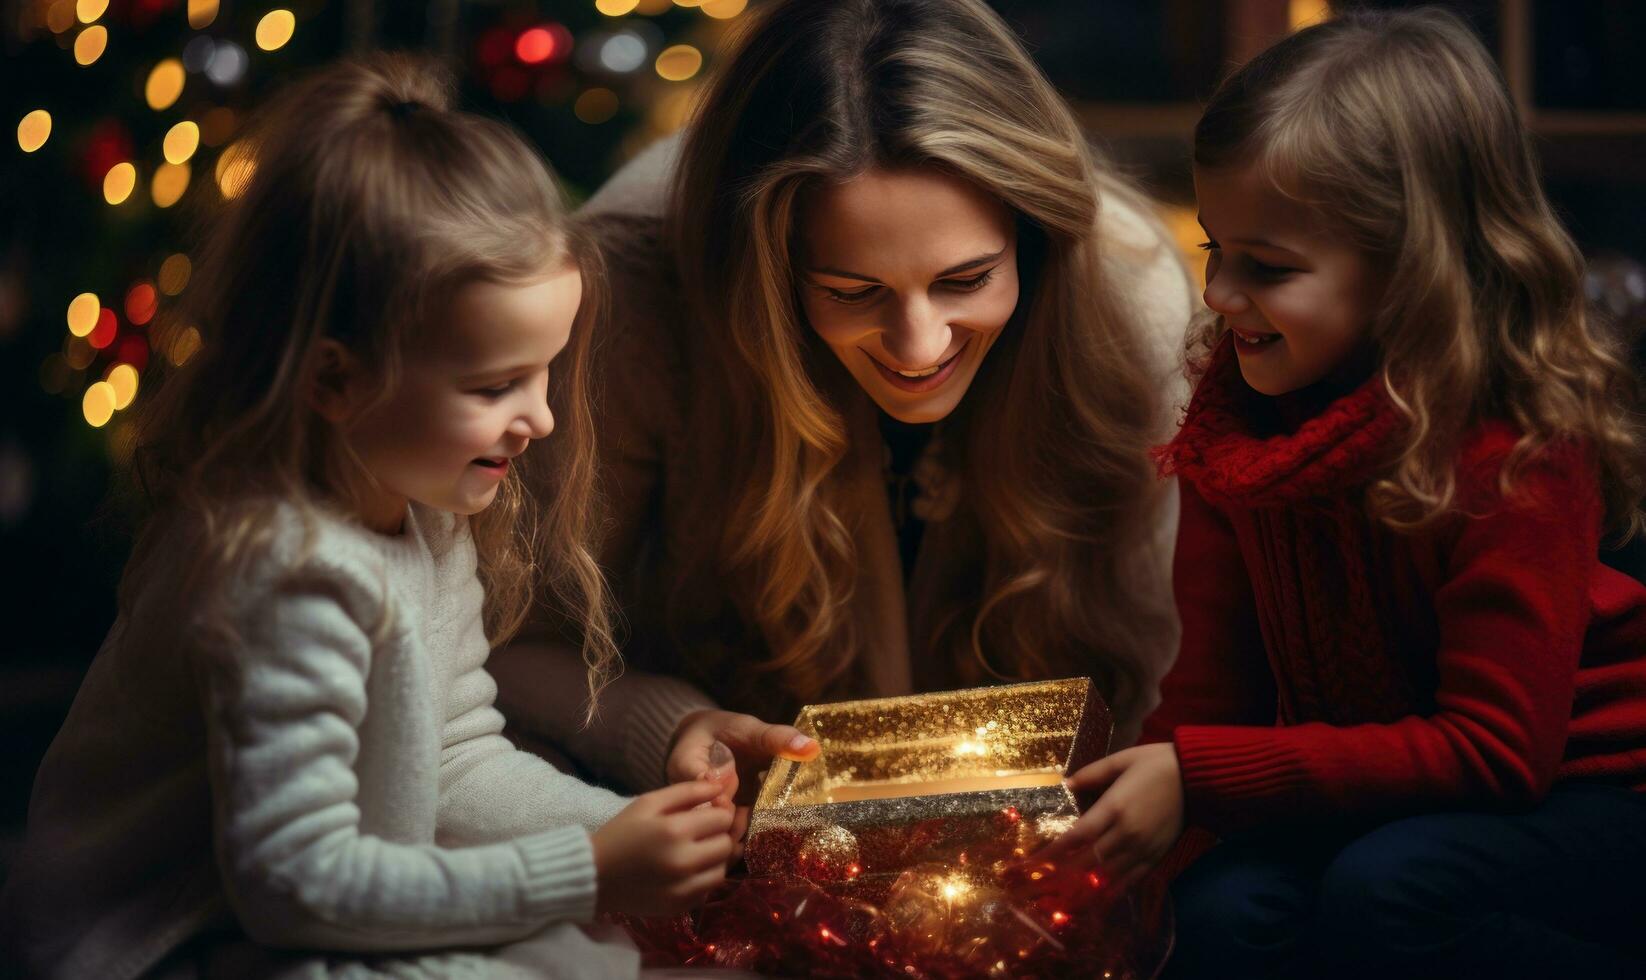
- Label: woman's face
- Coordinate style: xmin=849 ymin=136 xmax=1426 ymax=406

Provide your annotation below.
xmin=796 ymin=167 xmax=1019 ymax=423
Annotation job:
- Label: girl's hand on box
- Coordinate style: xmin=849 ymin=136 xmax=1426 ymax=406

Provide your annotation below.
xmin=592 ymin=779 xmax=736 ymax=916
xmin=666 ymin=709 xmax=820 ymax=808
xmin=1043 ymin=742 xmax=1185 ymax=887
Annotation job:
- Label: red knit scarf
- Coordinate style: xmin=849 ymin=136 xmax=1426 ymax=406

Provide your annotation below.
xmin=1157 ymin=336 xmax=1428 ymax=726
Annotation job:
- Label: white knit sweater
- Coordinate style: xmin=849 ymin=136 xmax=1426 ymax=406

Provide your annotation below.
xmin=0 ymin=502 xmax=636 ymax=979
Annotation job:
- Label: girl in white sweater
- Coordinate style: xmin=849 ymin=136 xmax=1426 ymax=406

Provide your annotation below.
xmin=0 ymin=55 xmax=734 ymax=980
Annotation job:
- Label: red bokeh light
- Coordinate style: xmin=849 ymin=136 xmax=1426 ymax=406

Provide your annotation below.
xmin=116 ymin=334 xmax=151 ymax=372
xmin=125 ymin=282 xmax=158 ymax=326
xmin=89 ymin=308 xmax=118 ymax=350
xmin=515 ymin=27 xmax=555 ymax=65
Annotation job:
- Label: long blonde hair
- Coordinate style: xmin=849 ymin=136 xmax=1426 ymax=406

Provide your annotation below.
xmin=1191 ymin=8 xmax=1646 ymax=535
xmin=127 ymin=54 xmax=618 ymax=701
xmin=668 ymin=0 xmax=1175 ymax=725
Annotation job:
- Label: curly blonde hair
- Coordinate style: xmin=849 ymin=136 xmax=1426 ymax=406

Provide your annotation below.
xmin=1190 ymin=8 xmax=1646 ymax=535
xmin=125 ymin=54 xmax=618 ymax=708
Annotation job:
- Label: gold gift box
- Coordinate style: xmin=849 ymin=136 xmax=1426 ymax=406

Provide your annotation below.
xmin=745 ymin=678 xmax=1111 ymax=890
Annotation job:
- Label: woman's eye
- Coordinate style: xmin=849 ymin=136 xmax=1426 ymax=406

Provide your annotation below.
xmin=823 ymin=284 xmax=881 ymax=305
xmin=474 ymin=381 xmax=514 ymax=398
xmin=1249 ymin=259 xmax=1296 ymax=280
xmin=944 ymin=269 xmax=995 ymax=292
xmin=1197 ymin=241 xmax=1218 ymax=252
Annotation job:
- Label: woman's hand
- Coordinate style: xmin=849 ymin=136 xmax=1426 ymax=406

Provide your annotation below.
xmin=666 ymin=709 xmax=820 ymax=806
xmin=591 ymin=779 xmax=736 ymax=916
xmin=1040 ymin=742 xmax=1186 ymax=887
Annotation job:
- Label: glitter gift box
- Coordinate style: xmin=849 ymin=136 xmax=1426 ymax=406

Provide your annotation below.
xmin=745 ymin=678 xmax=1112 ymax=894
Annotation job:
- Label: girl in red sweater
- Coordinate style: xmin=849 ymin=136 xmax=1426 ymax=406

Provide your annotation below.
xmin=1046 ymin=10 xmax=1646 ymax=979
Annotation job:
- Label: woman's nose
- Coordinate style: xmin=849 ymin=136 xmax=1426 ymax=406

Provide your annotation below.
xmin=878 ymin=296 xmax=953 ymax=369
xmin=1202 ymin=266 xmax=1250 ymax=317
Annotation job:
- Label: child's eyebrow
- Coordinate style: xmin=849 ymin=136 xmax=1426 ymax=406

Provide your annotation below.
xmin=458 ymin=362 xmax=542 ymax=383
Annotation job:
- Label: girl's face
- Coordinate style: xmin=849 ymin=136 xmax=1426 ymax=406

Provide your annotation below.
xmin=341 ymin=264 xmax=581 ymax=533
xmin=797 ymin=167 xmax=1020 ymax=424
xmin=1194 ymin=163 xmax=1387 ymax=396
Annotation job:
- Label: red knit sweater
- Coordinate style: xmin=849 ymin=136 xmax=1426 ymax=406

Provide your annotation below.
xmin=1145 ymin=337 xmax=1646 ymax=838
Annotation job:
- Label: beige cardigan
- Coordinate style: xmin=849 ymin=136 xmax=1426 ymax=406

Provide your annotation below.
xmin=492 ymin=137 xmax=1196 ymax=792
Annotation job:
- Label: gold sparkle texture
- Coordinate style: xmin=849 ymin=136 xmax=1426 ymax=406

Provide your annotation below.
xmin=746 ymin=678 xmax=1111 ymax=886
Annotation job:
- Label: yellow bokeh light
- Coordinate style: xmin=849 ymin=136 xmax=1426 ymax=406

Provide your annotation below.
xmin=595 ymin=0 xmax=639 ymax=15
xmin=255 ymin=9 xmax=296 ymax=51
xmin=103 ymin=162 xmax=136 ymax=205
xmin=73 ymin=24 xmax=107 ymax=65
xmin=163 ymin=120 xmax=200 ymax=164
xmin=67 ymin=292 xmax=100 ymax=337
xmin=75 ymin=0 xmax=107 ymax=23
xmin=215 ymin=142 xmax=255 ymax=199
xmin=46 ymin=0 xmax=75 ymax=33
xmin=672 ymin=0 xmax=704 ymax=7
xmin=169 ymin=325 xmax=202 ymax=366
xmin=701 ymin=0 xmax=747 ymax=19
xmin=1289 ymin=0 xmax=1330 ymax=30
xmin=151 ymin=162 xmax=191 ymax=208
xmin=107 ymin=363 xmax=139 ymax=410
xmin=159 ymin=254 xmax=191 ymax=295
xmin=145 ymin=59 xmax=185 ymax=111
xmin=17 ymin=110 xmax=51 ymax=153
xmin=187 ymin=0 xmax=218 ymax=29
xmin=654 ymin=44 xmax=702 ymax=82
xmin=634 ymin=0 xmax=671 ymax=12
xmin=83 ymin=381 xmax=116 ymax=428
xmin=574 ymin=88 xmax=620 ymax=124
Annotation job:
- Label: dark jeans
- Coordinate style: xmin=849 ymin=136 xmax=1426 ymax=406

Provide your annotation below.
xmin=1163 ymin=783 xmax=1646 ymax=980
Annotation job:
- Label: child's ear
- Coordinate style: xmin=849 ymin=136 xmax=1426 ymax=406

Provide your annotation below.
xmin=309 ymin=338 xmax=363 ymax=424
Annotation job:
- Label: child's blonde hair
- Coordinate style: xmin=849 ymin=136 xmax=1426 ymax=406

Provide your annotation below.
xmin=1191 ymin=8 xmax=1645 ymax=535
xmin=127 ymin=54 xmax=617 ymax=703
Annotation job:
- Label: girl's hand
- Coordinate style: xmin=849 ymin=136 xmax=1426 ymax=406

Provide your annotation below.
xmin=1041 ymin=743 xmax=1186 ymax=887
xmin=591 ymin=779 xmax=736 ymax=916
xmin=666 ymin=709 xmax=820 ymax=807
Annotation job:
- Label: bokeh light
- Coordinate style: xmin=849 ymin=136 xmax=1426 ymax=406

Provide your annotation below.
xmin=125 ymin=282 xmax=158 ymax=325
xmin=163 ymin=120 xmax=200 ymax=164
xmin=516 ymin=27 xmax=556 ymax=64
xmin=145 ymin=59 xmax=185 ymax=110
xmin=599 ymin=32 xmax=647 ymax=73
xmin=701 ymin=0 xmax=747 ymax=18
xmin=255 ymin=9 xmax=295 ymax=51
xmin=74 ymin=25 xmax=107 ymax=65
xmin=159 ymin=254 xmax=191 ymax=295
xmin=89 ymin=308 xmax=118 ymax=349
xmin=151 ymin=162 xmax=191 ymax=208
xmin=168 ymin=325 xmax=202 ymax=366
xmin=75 ymin=0 xmax=107 ymax=23
xmin=46 ymin=0 xmax=75 ymax=34
xmin=205 ymin=40 xmax=248 ymax=85
xmin=187 ymin=0 xmax=218 ymax=29
xmin=64 ymin=334 xmax=96 ymax=370
xmin=82 ymin=382 xmax=116 ymax=428
xmin=67 ymin=292 xmax=100 ymax=337
xmin=655 ymin=44 xmax=702 ymax=81
xmin=635 ymin=0 xmax=671 ymax=12
xmin=575 ymin=88 xmax=620 ymax=124
xmin=106 ymin=364 xmax=139 ymax=410
xmin=103 ymin=161 xmax=136 ymax=204
xmin=18 ymin=110 xmax=52 ymax=153
xmin=596 ymin=0 xmax=640 ymax=15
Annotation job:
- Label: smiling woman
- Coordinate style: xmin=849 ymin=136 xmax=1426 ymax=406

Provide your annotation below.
xmin=491 ymin=0 xmax=1199 ymax=801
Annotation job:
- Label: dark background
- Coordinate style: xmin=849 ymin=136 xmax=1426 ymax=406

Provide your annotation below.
xmin=3 ymin=0 xmax=1643 ymax=873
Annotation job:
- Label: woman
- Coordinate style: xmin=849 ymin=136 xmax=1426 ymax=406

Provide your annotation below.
xmin=493 ymin=0 xmax=1197 ymax=808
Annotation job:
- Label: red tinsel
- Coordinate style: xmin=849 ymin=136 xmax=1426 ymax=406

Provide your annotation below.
xmin=614 ymin=858 xmax=1172 ymax=979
